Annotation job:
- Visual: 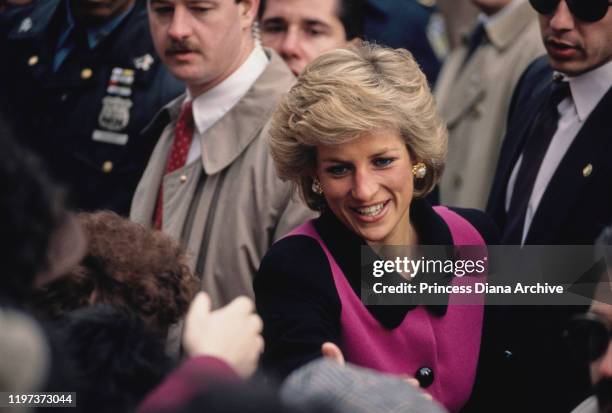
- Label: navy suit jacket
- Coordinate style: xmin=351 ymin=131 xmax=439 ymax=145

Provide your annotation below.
xmin=472 ymin=56 xmax=612 ymax=413
xmin=487 ymin=56 xmax=612 ymax=245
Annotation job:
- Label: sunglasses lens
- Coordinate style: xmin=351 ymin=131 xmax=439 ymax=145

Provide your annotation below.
xmin=531 ymin=0 xmax=610 ymax=21
xmin=568 ymin=0 xmax=609 ymax=21
xmin=565 ymin=318 xmax=609 ymax=363
xmin=530 ymin=0 xmax=561 ymax=14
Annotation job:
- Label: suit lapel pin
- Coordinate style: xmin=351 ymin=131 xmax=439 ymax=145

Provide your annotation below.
xmin=18 ymin=17 xmax=32 ymax=33
xmin=582 ymin=163 xmax=593 ymax=177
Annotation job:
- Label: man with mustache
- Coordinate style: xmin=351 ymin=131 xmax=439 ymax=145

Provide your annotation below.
xmin=130 ymin=0 xmax=313 ymax=311
xmin=482 ymin=0 xmax=612 ymax=411
xmin=0 ymin=0 xmax=183 ymax=215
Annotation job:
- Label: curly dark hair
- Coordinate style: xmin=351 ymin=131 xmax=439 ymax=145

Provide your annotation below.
xmin=31 ymin=211 xmax=199 ymax=333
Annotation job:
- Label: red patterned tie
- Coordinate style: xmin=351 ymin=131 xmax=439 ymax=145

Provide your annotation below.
xmin=153 ymin=100 xmax=194 ymax=230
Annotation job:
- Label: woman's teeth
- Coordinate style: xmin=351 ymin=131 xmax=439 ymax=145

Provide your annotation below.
xmin=356 ymin=202 xmax=385 ymax=216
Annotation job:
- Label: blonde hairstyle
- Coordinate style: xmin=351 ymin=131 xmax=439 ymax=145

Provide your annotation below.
xmin=269 ymin=42 xmax=448 ymax=211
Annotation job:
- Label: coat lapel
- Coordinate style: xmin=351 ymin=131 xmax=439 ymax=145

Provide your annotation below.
xmin=441 ymin=58 xmax=486 ymax=128
xmin=200 ymin=51 xmax=295 ymax=175
xmin=526 ymin=86 xmax=612 ymax=243
xmin=487 ymin=68 xmax=551 ymax=220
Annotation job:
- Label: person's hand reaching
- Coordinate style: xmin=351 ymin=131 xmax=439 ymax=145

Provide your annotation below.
xmin=183 ymin=292 xmax=264 ymax=378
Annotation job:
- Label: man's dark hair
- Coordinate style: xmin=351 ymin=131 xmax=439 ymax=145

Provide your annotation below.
xmin=50 ymin=305 xmax=175 ymax=412
xmin=258 ymin=0 xmax=364 ymax=40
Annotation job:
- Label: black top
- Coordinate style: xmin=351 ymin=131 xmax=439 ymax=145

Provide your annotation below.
xmin=254 ymin=198 xmax=499 ymax=379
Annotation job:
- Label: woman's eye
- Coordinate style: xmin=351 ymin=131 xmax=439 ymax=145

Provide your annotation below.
xmin=326 ymin=165 xmax=350 ymax=176
xmin=373 ymin=157 xmax=394 ymax=167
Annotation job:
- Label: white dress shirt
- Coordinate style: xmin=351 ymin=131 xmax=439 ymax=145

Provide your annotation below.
xmin=184 ymin=44 xmax=269 ymax=164
xmin=506 ymin=59 xmax=612 ymax=244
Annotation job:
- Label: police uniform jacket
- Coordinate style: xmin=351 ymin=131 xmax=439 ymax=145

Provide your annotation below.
xmin=0 ymin=0 xmax=183 ymax=215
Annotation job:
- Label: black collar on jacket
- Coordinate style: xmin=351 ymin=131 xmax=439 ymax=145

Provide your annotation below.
xmin=313 ymin=198 xmax=452 ymax=329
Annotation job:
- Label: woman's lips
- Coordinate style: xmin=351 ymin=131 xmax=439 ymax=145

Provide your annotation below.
xmin=350 ymin=200 xmax=390 ymax=223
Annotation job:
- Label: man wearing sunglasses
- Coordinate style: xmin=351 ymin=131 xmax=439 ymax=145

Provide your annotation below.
xmin=483 ymin=0 xmax=612 ymax=411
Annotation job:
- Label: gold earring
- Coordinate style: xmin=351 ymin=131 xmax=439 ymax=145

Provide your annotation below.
xmin=412 ymin=162 xmax=427 ymax=179
xmin=312 ymin=178 xmax=323 ymax=195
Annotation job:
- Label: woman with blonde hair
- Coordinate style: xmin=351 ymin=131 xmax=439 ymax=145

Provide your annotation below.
xmin=254 ymin=42 xmax=498 ymax=412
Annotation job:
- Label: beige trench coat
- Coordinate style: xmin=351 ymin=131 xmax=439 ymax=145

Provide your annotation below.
xmin=435 ymin=0 xmax=545 ymax=209
xmin=130 ymin=51 xmax=315 ymax=309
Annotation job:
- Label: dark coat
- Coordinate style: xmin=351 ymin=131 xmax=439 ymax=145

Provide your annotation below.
xmin=476 ymin=55 xmax=612 ymax=412
xmin=0 ymin=0 xmax=183 ymax=215
xmin=363 ymin=0 xmax=444 ymax=86
xmin=487 ymin=56 xmax=612 ymax=245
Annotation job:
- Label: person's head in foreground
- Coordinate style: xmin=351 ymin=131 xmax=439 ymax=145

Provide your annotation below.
xmin=147 ymin=0 xmax=261 ymax=97
xmin=0 ymin=123 xmax=85 ymax=304
xmin=258 ymin=0 xmax=363 ymax=75
xmin=529 ymin=0 xmax=612 ymax=76
xmin=52 ymin=304 xmax=174 ymax=413
xmin=269 ymin=42 xmax=447 ymax=245
xmin=31 ymin=211 xmax=198 ymax=335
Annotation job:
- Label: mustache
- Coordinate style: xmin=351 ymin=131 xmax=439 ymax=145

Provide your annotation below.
xmin=595 ymin=377 xmax=612 ymax=413
xmin=165 ymin=39 xmax=200 ymax=55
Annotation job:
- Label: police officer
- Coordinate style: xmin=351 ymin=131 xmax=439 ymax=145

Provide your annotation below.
xmin=0 ymin=0 xmax=183 ymax=215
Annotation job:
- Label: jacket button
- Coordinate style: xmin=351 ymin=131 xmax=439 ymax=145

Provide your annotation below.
xmin=180 ymin=174 xmax=187 ymax=183
xmin=28 ymin=55 xmax=39 ymax=66
xmin=102 ymin=161 xmax=113 ymax=174
xmin=81 ymin=68 xmax=93 ymax=79
xmin=504 ymin=350 xmax=513 ymax=360
xmin=415 ymin=366 xmax=434 ymax=388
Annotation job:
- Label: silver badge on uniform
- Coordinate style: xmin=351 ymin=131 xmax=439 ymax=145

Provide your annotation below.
xmin=134 ymin=54 xmax=154 ymax=71
xmin=98 ymin=96 xmax=133 ymax=131
xmin=19 ymin=17 xmax=33 ymax=33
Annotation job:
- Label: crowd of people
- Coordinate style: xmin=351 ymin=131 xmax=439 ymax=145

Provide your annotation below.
xmin=1 ymin=0 xmax=611 ymax=412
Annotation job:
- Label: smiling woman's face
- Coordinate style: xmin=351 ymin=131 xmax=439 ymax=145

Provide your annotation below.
xmin=315 ymin=129 xmax=416 ymax=246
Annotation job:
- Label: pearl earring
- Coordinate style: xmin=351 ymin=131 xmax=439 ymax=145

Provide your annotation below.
xmin=412 ymin=162 xmax=427 ymax=179
xmin=312 ymin=178 xmax=323 ymax=195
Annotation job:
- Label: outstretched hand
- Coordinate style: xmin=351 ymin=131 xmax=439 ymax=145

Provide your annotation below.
xmin=183 ymin=292 xmax=264 ymax=378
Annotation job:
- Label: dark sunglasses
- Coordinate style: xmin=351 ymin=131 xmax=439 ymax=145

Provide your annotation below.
xmin=530 ymin=0 xmax=612 ymax=22
xmin=564 ymin=313 xmax=612 ymax=364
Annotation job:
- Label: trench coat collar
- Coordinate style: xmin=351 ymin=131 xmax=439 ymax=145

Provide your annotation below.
xmin=200 ymin=50 xmax=293 ymax=175
xmin=151 ymin=49 xmax=294 ymax=176
xmin=486 ymin=0 xmax=538 ymax=51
